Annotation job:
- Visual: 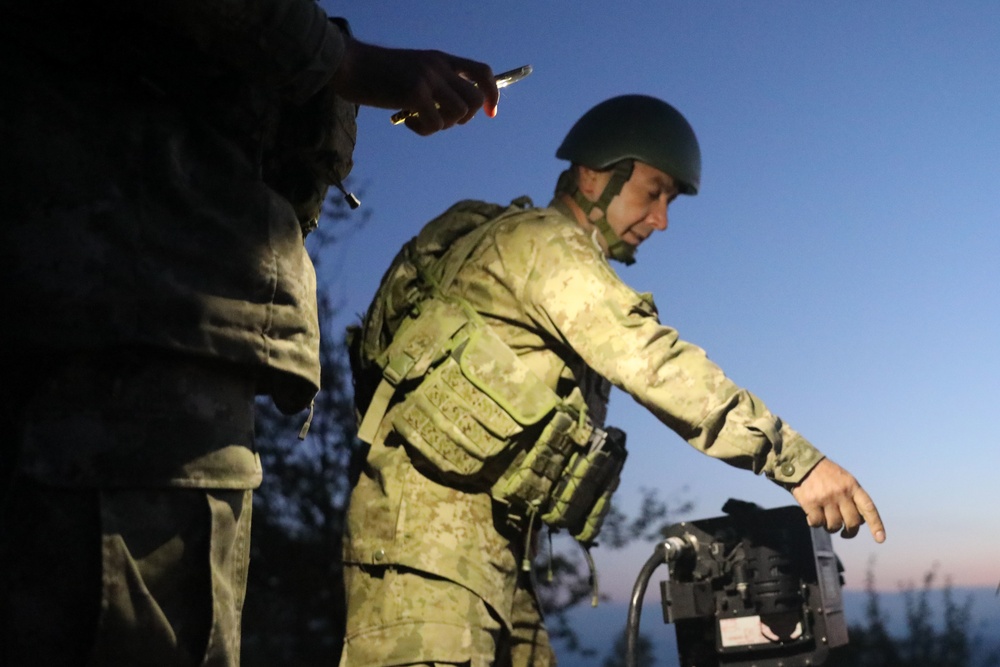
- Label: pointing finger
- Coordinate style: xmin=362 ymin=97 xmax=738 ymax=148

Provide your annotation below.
xmin=854 ymin=487 xmax=886 ymax=543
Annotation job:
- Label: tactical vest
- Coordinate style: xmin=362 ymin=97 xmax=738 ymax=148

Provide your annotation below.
xmin=350 ymin=199 xmax=627 ymax=546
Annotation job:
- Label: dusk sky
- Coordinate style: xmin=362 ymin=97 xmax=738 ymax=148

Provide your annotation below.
xmin=317 ymin=1 xmax=1000 ymax=602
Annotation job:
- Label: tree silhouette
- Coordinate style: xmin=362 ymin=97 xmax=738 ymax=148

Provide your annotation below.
xmin=602 ymin=627 xmax=657 ymax=667
xmin=826 ymin=562 xmax=1000 ymax=667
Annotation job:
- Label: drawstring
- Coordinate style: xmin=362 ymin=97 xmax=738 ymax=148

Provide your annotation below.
xmin=521 ymin=506 xmax=539 ymax=572
xmin=522 ymin=516 xmax=599 ymax=607
xmin=298 ymin=400 xmax=315 ymax=440
xmin=520 ymin=507 xmax=558 ymax=589
xmin=581 ymin=542 xmax=600 ymax=607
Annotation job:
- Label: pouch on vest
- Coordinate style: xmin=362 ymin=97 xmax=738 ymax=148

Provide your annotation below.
xmin=390 ymin=312 xmax=560 ymax=477
xmin=489 ymin=389 xmax=628 ymax=544
xmin=542 ymin=426 xmax=628 ymax=544
xmin=355 ymin=297 xmax=470 ymax=444
xmin=490 ymin=387 xmax=592 ymax=509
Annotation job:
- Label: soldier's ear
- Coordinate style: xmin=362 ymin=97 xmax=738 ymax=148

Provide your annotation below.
xmin=577 ymin=166 xmax=604 ymax=199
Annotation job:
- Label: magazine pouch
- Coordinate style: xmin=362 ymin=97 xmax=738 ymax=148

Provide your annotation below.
xmin=542 ymin=426 xmax=628 ymax=543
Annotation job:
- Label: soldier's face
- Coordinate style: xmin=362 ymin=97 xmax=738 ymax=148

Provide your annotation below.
xmin=605 ymin=162 xmax=679 ymax=248
xmin=579 ymin=161 xmax=679 ymax=251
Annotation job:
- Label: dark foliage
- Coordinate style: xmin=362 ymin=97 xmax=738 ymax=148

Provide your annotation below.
xmin=827 ymin=563 xmax=1000 ymax=667
xmin=602 ymin=627 xmax=656 ymax=667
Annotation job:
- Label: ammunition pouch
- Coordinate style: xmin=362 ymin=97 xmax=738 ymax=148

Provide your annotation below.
xmin=491 ymin=404 xmax=627 ymax=544
xmin=357 ymin=295 xmax=627 ymax=543
xmin=541 ymin=426 xmax=627 ymax=544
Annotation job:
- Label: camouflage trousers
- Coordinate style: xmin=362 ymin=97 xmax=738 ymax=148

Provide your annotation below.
xmin=0 ymin=478 xmax=253 ymax=666
xmin=339 ymin=565 xmax=556 ymax=667
xmin=0 ymin=349 xmax=259 ymax=666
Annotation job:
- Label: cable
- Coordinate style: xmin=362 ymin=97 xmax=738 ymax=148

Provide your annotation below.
xmin=625 ymin=543 xmax=665 ymax=667
xmin=625 ymin=536 xmax=691 ymax=667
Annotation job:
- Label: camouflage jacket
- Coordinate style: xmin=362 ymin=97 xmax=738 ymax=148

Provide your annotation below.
xmin=0 ymin=0 xmax=354 ymax=416
xmin=344 ymin=202 xmax=824 ymax=629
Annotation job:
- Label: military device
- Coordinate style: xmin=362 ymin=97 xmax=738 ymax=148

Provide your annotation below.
xmin=624 ymin=500 xmax=848 ymax=667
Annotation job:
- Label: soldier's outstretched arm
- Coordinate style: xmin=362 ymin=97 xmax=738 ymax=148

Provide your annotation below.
xmin=331 ymin=36 xmax=499 ymax=136
xmin=790 ymin=458 xmax=886 ymax=543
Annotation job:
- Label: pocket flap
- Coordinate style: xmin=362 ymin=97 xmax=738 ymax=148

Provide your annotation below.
xmin=458 ymin=327 xmax=559 ymax=425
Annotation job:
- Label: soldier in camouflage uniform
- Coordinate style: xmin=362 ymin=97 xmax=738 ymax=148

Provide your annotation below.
xmin=0 ymin=1 xmax=500 ymax=664
xmin=343 ymin=95 xmax=885 ymax=666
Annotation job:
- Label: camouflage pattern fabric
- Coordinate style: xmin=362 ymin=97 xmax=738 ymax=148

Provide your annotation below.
xmin=0 ymin=352 xmax=258 ymax=665
xmin=340 ymin=565 xmax=554 ymax=667
xmin=1 ymin=478 xmax=252 ymax=666
xmin=13 ymin=350 xmax=260 ymax=489
xmin=344 ymin=202 xmax=826 ymax=658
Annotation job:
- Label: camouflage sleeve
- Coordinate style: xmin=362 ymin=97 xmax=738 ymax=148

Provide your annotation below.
xmin=514 ymin=215 xmax=824 ymax=486
xmin=107 ymin=0 xmax=347 ymax=103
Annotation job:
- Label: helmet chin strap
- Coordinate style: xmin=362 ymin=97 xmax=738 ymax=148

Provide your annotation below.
xmin=568 ymin=161 xmax=636 ymax=265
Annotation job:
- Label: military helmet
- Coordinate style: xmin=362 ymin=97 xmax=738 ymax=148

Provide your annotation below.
xmin=556 ymin=94 xmax=701 ymax=195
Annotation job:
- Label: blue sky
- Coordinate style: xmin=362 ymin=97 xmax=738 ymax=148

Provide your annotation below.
xmin=318 ymin=1 xmax=1000 ymax=599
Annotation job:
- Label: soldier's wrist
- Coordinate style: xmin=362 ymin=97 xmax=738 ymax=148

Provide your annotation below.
xmin=770 ymin=434 xmax=824 ymax=487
